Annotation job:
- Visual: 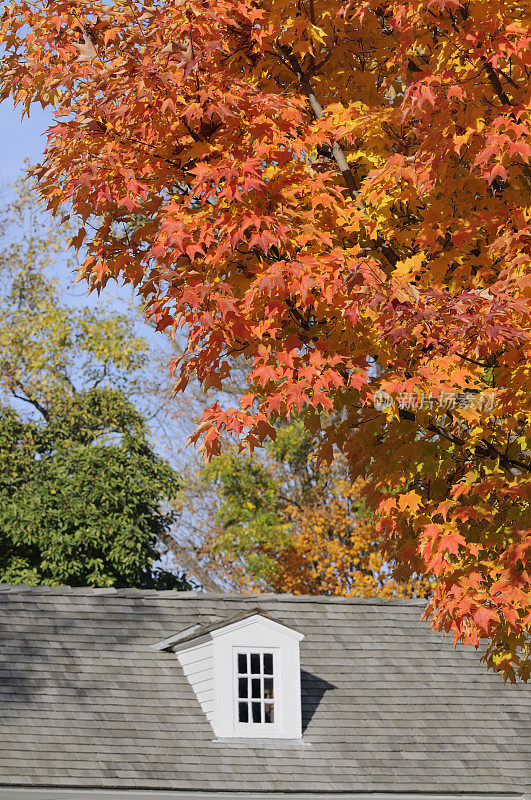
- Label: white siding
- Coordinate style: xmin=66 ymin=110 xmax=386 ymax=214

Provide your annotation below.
xmin=177 ymin=641 xmax=215 ymax=724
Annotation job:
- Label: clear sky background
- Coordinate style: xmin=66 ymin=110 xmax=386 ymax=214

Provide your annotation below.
xmin=0 ymin=101 xmax=53 ymax=182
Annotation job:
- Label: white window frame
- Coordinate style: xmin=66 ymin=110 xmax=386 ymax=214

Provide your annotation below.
xmin=233 ymin=646 xmax=279 ymax=735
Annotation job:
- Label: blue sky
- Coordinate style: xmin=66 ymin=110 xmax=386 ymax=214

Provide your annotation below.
xmin=1 ymin=100 xmax=113 ymax=302
xmin=0 ymin=100 xmax=139 ymax=308
xmin=0 ymin=101 xmax=53 ymax=182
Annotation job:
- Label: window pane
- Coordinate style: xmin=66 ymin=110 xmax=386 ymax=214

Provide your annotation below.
xmin=251 ymin=702 xmax=262 ymax=723
xmin=236 ymin=652 xmax=276 ymax=726
xmin=238 ymin=702 xmax=249 ymax=723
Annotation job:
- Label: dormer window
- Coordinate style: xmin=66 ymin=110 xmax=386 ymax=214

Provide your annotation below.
xmin=237 ymin=650 xmax=275 ymax=725
xmin=154 ymin=609 xmax=304 ymax=740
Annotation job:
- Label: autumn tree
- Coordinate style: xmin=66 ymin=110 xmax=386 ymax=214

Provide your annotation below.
xmin=197 ymin=418 xmax=431 ymax=597
xmin=1 ymin=0 xmax=529 ymax=679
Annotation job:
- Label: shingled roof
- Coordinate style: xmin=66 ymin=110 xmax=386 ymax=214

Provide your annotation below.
xmin=0 ymin=585 xmax=529 ymax=796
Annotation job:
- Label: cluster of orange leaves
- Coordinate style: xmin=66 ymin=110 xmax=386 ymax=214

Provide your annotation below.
xmin=1 ymin=0 xmax=529 ymax=678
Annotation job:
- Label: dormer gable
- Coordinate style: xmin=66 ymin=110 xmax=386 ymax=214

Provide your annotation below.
xmin=153 ymin=610 xmax=304 ymax=739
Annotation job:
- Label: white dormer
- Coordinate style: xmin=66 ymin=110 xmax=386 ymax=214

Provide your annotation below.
xmin=153 ymin=610 xmax=304 ymax=739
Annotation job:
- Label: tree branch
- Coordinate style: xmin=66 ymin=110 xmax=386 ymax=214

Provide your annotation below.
xmin=483 ymin=61 xmax=511 ymax=106
xmin=7 ymin=378 xmax=50 ymax=420
xmin=398 ymin=408 xmax=530 ymax=477
xmin=276 ymin=45 xmax=399 ymax=269
xmin=158 ymin=530 xmax=221 ymax=592
xmin=279 ymin=45 xmax=360 ymax=198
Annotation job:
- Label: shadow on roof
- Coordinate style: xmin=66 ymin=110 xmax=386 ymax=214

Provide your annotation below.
xmin=300 ymin=669 xmax=336 ymax=734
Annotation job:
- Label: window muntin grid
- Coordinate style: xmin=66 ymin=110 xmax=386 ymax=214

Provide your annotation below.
xmin=236 ymin=651 xmax=275 ymax=724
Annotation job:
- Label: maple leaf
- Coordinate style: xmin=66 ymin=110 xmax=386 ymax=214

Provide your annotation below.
xmin=438 ymin=530 xmax=466 ymax=555
xmin=398 ymin=490 xmax=422 ymax=514
xmin=435 ymin=500 xmax=452 ymax=521
xmin=485 ymin=164 xmax=508 ymax=184
xmin=473 ymin=606 xmax=500 ymax=632
xmin=427 ymin=0 xmax=463 ymax=8
xmin=73 ymin=33 xmax=98 ymax=63
xmin=378 ymin=496 xmax=396 ymax=515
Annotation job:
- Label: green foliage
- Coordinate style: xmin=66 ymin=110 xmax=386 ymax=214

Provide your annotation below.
xmin=0 ymin=389 xmax=186 ymax=588
xmin=201 ymin=419 xmax=354 ymax=586
xmin=205 ymin=448 xmax=290 ymax=585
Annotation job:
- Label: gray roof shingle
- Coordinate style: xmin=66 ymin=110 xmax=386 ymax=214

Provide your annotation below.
xmin=0 ymin=585 xmax=529 ymax=794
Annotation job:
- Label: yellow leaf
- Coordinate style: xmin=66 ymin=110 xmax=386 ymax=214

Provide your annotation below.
xmin=398 ymin=490 xmax=422 ymax=514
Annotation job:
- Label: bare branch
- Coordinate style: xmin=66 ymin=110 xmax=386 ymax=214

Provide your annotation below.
xmin=158 ymin=530 xmax=221 ymax=592
xmin=276 ymin=45 xmax=399 ymax=269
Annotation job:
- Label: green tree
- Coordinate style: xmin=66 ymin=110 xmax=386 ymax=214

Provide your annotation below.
xmin=0 ymin=185 xmax=190 ymax=589
xmin=0 ymin=389 xmax=186 ymax=588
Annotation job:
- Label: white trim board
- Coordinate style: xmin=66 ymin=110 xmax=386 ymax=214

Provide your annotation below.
xmin=0 ymin=790 xmax=524 ymax=800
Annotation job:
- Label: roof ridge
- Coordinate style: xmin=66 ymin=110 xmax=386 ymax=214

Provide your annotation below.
xmin=0 ymin=584 xmax=428 ymax=605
